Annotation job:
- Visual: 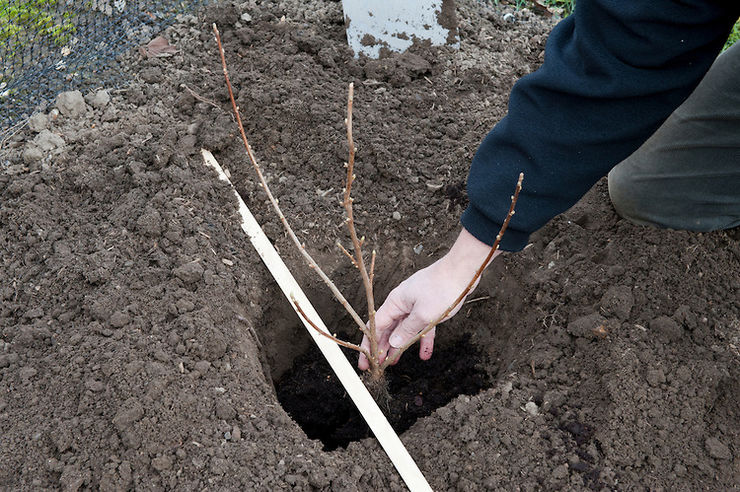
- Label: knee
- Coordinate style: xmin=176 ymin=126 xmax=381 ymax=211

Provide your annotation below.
xmin=607 ymin=163 xmax=643 ymax=222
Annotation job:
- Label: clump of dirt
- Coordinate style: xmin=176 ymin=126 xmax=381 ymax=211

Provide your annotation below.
xmin=1 ymin=0 xmax=737 ymax=490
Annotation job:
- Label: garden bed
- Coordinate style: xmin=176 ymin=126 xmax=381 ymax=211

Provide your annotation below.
xmin=1 ymin=0 xmax=737 ymax=489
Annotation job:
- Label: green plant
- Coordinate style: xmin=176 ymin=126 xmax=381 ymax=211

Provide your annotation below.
xmin=0 ymin=0 xmax=76 ymax=48
xmin=723 ymin=18 xmax=740 ymax=51
xmin=541 ymin=0 xmax=575 ymax=15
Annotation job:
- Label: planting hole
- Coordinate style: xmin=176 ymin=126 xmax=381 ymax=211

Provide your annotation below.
xmin=274 ymin=333 xmax=489 ymax=451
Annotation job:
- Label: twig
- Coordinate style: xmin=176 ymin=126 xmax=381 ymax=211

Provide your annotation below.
xmin=182 ymin=83 xmax=224 ymax=112
xmin=212 ymin=24 xmax=372 ymax=340
xmin=0 ymin=118 xmax=29 ymax=153
xmin=382 ymin=172 xmax=524 ymax=369
xmin=292 ymin=296 xmax=370 ymax=357
xmin=342 ymin=82 xmax=380 ymax=370
xmin=336 ymin=241 xmax=358 ymax=268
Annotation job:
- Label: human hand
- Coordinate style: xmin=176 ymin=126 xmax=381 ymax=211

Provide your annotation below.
xmin=358 ymin=228 xmax=501 ymax=370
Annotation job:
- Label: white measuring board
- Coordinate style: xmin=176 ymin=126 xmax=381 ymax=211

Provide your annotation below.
xmin=201 ymin=149 xmax=433 ymax=492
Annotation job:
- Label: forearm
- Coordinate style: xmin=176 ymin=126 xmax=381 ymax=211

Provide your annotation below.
xmin=441 ymin=227 xmax=502 ymax=279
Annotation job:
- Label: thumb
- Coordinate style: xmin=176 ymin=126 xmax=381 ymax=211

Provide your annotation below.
xmin=389 ymin=312 xmax=425 ymax=349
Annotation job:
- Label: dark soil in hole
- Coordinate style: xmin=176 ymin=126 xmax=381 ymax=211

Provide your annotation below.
xmin=276 ymin=334 xmax=488 ymax=450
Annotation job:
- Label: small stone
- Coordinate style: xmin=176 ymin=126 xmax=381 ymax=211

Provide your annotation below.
xmin=524 ymin=401 xmax=539 ymax=416
xmin=392 ymin=211 xmax=401 ymax=220
xmin=91 ymin=90 xmax=111 ymax=109
xmin=240 ymin=12 xmax=252 ymax=22
xmin=194 ymin=360 xmax=211 ymax=373
xmin=231 ymin=425 xmax=241 ymax=441
xmin=28 ymin=113 xmax=48 ymax=132
xmin=56 ymin=90 xmax=88 ymax=117
xmin=110 ymin=311 xmax=131 ymax=328
xmin=173 ymin=261 xmax=204 ymax=284
xmin=705 ymin=437 xmax=732 ymax=460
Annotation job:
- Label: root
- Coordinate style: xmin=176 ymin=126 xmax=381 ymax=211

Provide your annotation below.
xmin=363 ymin=371 xmax=391 ymax=413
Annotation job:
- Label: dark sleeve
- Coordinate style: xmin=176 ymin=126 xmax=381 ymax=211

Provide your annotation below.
xmin=461 ymin=0 xmax=739 ymax=251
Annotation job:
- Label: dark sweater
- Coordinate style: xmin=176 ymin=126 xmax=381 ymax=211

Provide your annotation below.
xmin=461 ymin=0 xmax=739 ymax=251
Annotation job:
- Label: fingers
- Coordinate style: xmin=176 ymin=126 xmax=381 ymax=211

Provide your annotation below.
xmin=389 ymin=312 xmax=424 ymax=349
xmin=357 ymin=334 xmax=370 ymax=371
xmin=358 ymin=285 xmax=410 ymax=370
xmin=374 ymin=288 xmax=410 ymax=333
xmin=358 ymin=319 xmax=398 ymax=369
xmin=419 ymin=327 xmax=435 ymax=360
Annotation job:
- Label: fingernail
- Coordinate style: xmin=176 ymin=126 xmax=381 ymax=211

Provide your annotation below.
xmin=389 ymin=334 xmax=403 ymax=348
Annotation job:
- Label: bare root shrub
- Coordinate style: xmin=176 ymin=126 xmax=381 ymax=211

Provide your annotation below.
xmin=212 ymin=24 xmax=523 ymax=398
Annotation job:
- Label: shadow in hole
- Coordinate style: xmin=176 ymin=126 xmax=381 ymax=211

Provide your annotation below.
xmin=275 ymin=333 xmax=491 ymax=450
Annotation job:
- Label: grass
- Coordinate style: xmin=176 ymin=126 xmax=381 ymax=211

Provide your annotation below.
xmin=724 ymin=19 xmax=740 ymax=50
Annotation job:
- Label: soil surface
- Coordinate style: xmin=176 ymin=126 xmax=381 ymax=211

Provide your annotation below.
xmin=1 ymin=0 xmax=738 ymax=490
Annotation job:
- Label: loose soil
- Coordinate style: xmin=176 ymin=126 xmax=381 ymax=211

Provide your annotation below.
xmin=1 ymin=0 xmax=738 ymax=490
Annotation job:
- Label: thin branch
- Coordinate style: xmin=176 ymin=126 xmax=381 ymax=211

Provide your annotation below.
xmin=182 ymin=83 xmax=224 ymax=113
xmin=382 ymin=172 xmax=524 ymax=369
xmin=369 ymin=249 xmax=376 ymax=290
xmin=0 ymin=117 xmax=29 ymax=153
xmin=343 ymin=83 xmax=380 ymax=365
xmin=212 ymin=24 xmax=371 ymax=339
xmin=336 ymin=241 xmax=358 ymax=268
xmin=292 ymin=297 xmax=370 ymax=357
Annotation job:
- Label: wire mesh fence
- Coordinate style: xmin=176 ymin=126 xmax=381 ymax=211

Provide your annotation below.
xmin=1 ymin=0 xmax=210 ymax=131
